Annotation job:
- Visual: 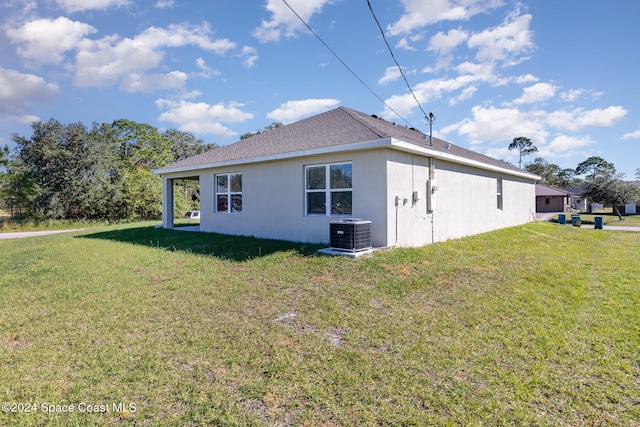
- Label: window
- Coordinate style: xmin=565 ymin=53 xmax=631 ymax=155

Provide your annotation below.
xmin=496 ymin=178 xmax=503 ymax=210
xmin=216 ymin=173 xmax=242 ymax=213
xmin=305 ymin=162 xmax=352 ymax=216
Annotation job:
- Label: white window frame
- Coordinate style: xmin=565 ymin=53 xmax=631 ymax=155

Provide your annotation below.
xmin=497 ymin=177 xmax=503 ymax=210
xmin=215 ymin=172 xmax=242 ymax=214
xmin=305 ymin=162 xmax=352 ymax=216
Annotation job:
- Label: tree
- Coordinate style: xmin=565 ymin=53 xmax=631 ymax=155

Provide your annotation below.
xmin=164 ymin=129 xmax=217 ymax=161
xmin=0 ymin=145 xmax=8 ymax=168
xmin=240 ymin=122 xmax=283 ymax=140
xmin=526 ymin=157 xmax=561 ymax=185
xmin=575 ymin=156 xmax=616 ymax=183
xmin=525 ymin=158 xmax=582 ymax=187
xmin=11 ymin=119 xmax=88 ymax=218
xmin=636 ymin=168 xmax=640 ymax=180
xmin=583 ymin=174 xmax=640 ymax=220
xmin=110 ymin=120 xmax=174 ymax=220
xmin=508 ymin=136 xmax=538 ymax=168
xmin=6 ymin=118 xmax=207 ymax=221
xmin=556 ymin=168 xmax=582 ymax=188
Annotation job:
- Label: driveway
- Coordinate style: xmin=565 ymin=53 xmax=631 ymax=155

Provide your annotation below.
xmin=0 ymin=229 xmax=83 ymax=240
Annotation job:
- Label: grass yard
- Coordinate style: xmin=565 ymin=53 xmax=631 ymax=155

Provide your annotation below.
xmin=1 ymin=222 xmax=638 ymax=426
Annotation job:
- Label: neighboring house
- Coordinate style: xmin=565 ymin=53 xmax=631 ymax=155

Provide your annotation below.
xmin=617 ymin=181 xmax=640 ymax=215
xmin=153 ymin=107 xmax=539 ymax=248
xmin=535 ymin=184 xmax=571 ymax=212
xmin=563 ymin=185 xmax=588 ymax=211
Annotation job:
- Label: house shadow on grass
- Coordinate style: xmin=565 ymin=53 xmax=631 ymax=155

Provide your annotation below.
xmin=78 ymin=226 xmax=323 ymax=261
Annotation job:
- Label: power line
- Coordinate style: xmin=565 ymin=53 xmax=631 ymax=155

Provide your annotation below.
xmin=366 ymin=0 xmax=430 ymax=121
xmin=280 ymin=0 xmax=413 ymax=127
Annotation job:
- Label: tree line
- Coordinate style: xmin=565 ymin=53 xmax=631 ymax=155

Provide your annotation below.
xmin=510 ymin=136 xmax=640 ymax=218
xmin=0 ymin=119 xmax=216 ymax=221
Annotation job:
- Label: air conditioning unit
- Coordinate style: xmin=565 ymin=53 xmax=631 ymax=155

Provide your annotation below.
xmin=329 ymin=219 xmax=372 ymax=252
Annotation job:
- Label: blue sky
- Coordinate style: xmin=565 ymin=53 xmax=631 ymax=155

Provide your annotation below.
xmin=1 ymin=0 xmax=639 ymax=178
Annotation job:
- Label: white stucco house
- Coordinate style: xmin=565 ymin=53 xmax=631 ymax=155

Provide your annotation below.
xmin=153 ymin=107 xmax=539 ymax=248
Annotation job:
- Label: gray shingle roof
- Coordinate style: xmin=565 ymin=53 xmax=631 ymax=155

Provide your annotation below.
xmin=536 ymin=184 xmax=571 ymax=197
xmin=155 ymin=106 xmax=532 ymax=177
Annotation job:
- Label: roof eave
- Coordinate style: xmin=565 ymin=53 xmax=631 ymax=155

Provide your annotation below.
xmin=154 ymin=136 xmax=540 ymax=182
xmin=390 ymin=139 xmax=541 ymax=181
xmin=153 ymin=138 xmax=393 ymax=175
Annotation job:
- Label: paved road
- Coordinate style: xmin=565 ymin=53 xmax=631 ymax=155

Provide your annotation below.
xmin=0 ymin=229 xmax=83 ymax=240
xmin=580 ymin=224 xmax=640 ymax=232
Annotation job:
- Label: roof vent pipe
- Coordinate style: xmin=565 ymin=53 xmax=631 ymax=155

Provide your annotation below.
xmin=426 ymin=112 xmax=435 ymax=146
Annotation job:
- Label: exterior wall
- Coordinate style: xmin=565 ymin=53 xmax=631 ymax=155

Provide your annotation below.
xmin=385 ymin=153 xmax=536 ymax=246
xmin=536 ymin=196 xmax=566 ymax=212
xmin=428 ymin=160 xmax=536 ymax=243
xmin=160 ymin=148 xmax=536 ymax=248
xmin=183 ymin=150 xmax=389 ymax=246
xmin=385 ymin=150 xmax=433 ymax=247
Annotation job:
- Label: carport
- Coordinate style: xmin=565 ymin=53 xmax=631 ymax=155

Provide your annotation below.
xmin=161 ymin=175 xmax=200 ymax=229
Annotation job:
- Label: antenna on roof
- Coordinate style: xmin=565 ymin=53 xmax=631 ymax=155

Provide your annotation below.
xmin=426 ymin=112 xmax=435 ymax=146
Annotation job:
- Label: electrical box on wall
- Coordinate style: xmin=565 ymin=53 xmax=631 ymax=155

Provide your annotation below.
xmin=427 ymin=179 xmax=436 ymax=212
xmin=412 ymin=190 xmax=421 ymax=203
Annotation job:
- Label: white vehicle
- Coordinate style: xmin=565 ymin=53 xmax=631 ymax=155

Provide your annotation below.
xmin=184 ymin=210 xmax=200 ymax=219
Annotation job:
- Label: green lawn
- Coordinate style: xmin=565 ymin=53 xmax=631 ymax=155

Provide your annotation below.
xmin=1 ymin=222 xmax=638 ymax=426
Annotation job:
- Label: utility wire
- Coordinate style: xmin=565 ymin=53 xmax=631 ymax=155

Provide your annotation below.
xmin=280 ymin=0 xmax=413 ymax=127
xmin=367 ymin=0 xmax=430 ymax=121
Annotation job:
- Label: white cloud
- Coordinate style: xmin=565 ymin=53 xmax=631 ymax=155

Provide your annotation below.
xmin=560 ymin=89 xmax=583 ymax=103
xmin=155 ymin=0 xmax=175 ymax=8
xmin=132 ymin=23 xmax=236 ymax=54
xmin=55 ymin=0 xmax=131 ymax=13
xmin=622 ymin=130 xmax=640 ymax=140
xmin=428 ymin=28 xmax=469 ymax=55
xmin=74 ymin=23 xmax=236 ymax=92
xmin=253 ymin=0 xmax=332 ymax=43
xmin=0 ymin=114 xmax=40 ymax=125
xmin=467 ymin=11 xmax=534 ymax=65
xmin=515 ymin=74 xmax=538 ymax=84
xmin=6 ymin=16 xmax=97 ymax=65
xmin=120 ymin=71 xmax=187 ymax=93
xmin=546 ymin=106 xmax=627 ymax=132
xmin=387 ymin=0 xmax=505 ymax=35
xmin=545 ymin=135 xmax=595 ymax=154
xmin=395 ymin=37 xmax=416 ymax=51
xmin=0 ymin=68 xmax=59 ymax=117
xmin=157 ymin=100 xmax=254 ymax=137
xmin=449 ymin=86 xmax=477 ymax=106
xmin=383 ymin=62 xmax=501 ymax=118
xmin=239 ymin=46 xmax=259 ymax=68
xmin=267 ymin=99 xmax=340 ymax=124
xmin=442 ymin=103 xmax=627 ymax=162
xmin=378 ymin=67 xmax=402 ymax=85
xmin=514 ymin=82 xmax=557 ymax=104
xmin=446 ymin=105 xmax=548 ymax=145
xmin=4 ymin=0 xmax=38 ymax=14
xmin=194 ymin=58 xmax=220 ymax=79
xmin=484 ymin=146 xmax=512 ymax=162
